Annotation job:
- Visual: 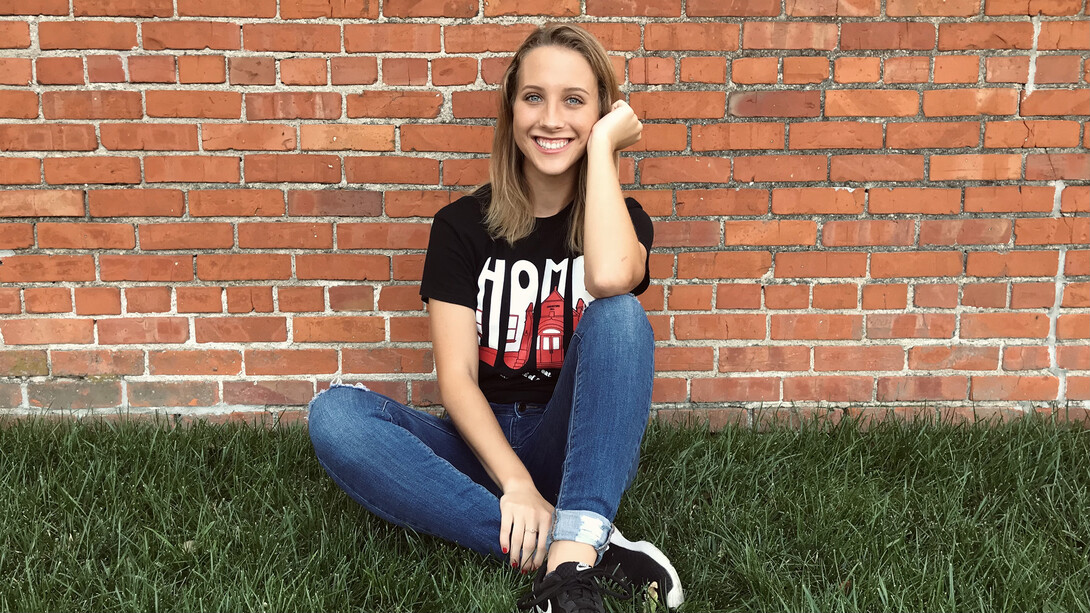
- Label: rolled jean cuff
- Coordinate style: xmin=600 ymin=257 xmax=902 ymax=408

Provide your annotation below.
xmin=548 ymin=510 xmax=614 ymax=563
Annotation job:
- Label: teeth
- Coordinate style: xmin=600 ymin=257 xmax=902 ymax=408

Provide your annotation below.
xmin=535 ymin=138 xmax=569 ymax=150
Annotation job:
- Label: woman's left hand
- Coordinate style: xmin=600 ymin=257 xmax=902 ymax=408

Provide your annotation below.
xmin=590 ymin=100 xmax=642 ymax=152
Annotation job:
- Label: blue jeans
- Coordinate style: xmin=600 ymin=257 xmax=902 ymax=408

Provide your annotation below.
xmin=307 ymin=294 xmax=655 ymax=561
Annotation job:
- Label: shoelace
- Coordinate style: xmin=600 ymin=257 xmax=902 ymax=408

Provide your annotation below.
xmin=516 ymin=564 xmax=634 ymax=612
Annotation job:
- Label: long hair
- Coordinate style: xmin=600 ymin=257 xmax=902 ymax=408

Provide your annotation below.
xmin=482 ymin=24 xmax=620 ymax=253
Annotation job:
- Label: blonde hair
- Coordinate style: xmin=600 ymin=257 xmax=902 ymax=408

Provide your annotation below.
xmin=481 ymin=24 xmax=620 ymax=253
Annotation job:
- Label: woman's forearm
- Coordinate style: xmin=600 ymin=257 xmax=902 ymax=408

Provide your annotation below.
xmin=582 ymin=136 xmax=645 ymax=298
xmin=439 ymin=376 xmax=535 ymax=493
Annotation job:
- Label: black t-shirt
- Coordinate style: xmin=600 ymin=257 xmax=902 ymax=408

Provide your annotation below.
xmin=420 ymin=190 xmax=654 ymax=404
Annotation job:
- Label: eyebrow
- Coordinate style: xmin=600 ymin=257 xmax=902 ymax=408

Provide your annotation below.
xmin=519 ymin=84 xmax=593 ymax=96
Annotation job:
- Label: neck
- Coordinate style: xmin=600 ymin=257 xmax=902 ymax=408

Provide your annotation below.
xmin=524 ymin=162 xmax=577 ymax=218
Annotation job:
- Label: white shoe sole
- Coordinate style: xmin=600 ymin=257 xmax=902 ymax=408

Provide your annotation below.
xmin=609 ymin=529 xmax=685 ymax=609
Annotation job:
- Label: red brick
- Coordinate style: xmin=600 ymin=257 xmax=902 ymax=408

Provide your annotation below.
xmin=840 ymin=22 xmax=935 ymax=49
xmin=665 ymin=285 xmax=712 ymax=311
xmin=29 ymin=381 xmax=123 ymax=409
xmin=985 ymin=120 xmax=1081 ymax=147
xmin=719 ymin=346 xmax=808 ymax=372
xmin=1038 ymin=21 xmax=1089 ymax=50
xmin=140 ymin=222 xmax=234 ymax=250
xmin=101 ymin=124 xmax=198 ymax=151
xmin=345 ymin=24 xmax=441 ymax=53
xmin=834 ymin=57 xmax=881 ymax=83
xmin=886 ymin=121 xmax=980 ymax=148
xmin=1057 ymin=345 xmax=1089 ymax=370
xmin=772 ymin=314 xmax=861 ymax=340
xmin=587 ymin=0 xmax=680 ymax=15
xmin=44 ymin=156 xmax=141 ymax=185
xmin=246 ymin=154 xmax=340 ymax=184
xmin=787 ymin=0 xmax=879 ymax=15
xmin=347 ymin=91 xmax=441 ymax=119
xmin=1058 ymin=314 xmax=1089 ymax=340
xmin=933 ymin=55 xmax=980 ymax=83
xmin=98 ymin=317 xmax=188 ymax=344
xmin=192 ymin=317 xmax=286 ymax=343
xmin=825 ymin=90 xmax=919 ymax=116
xmin=38 ymin=222 xmax=135 ymax=249
xmin=831 ymin=154 xmax=924 ymax=181
xmin=202 ymin=124 xmax=296 ymax=151
xmin=923 ymin=88 xmax=1019 ymax=117
xmin=872 ymin=252 xmax=963 ymax=278
xmin=985 ymin=0 xmax=1081 ymax=14
xmin=36 ymin=57 xmax=84 ymax=85
xmin=148 ymin=350 xmax=240 ymax=376
xmin=645 ymin=23 xmax=740 ymax=51
xmin=331 ymin=57 xmax=377 ymax=85
xmin=655 ymin=220 xmax=722 ymax=247
xmin=681 ymin=57 xmax=726 ymax=83
xmin=822 ymin=220 xmax=914 ymax=246
xmin=734 ymin=155 xmax=826 ymax=182
xmin=24 ymin=287 xmax=71 ymax=314
xmin=862 ymin=284 xmax=908 ymax=309
xmin=744 ymin=22 xmax=837 ymax=50
xmin=42 ymin=91 xmax=141 ymax=120
xmin=678 ymin=252 xmax=771 ymax=279
xmin=143 ymin=21 xmax=240 ymax=50
xmin=1015 ymin=217 xmax=1090 ymax=245
xmin=1065 ymin=251 xmax=1089 ymax=276
xmin=884 ymin=56 xmax=930 ymax=83
xmin=484 ymin=0 xmax=579 ymax=15
xmin=243 ymin=24 xmax=339 ymax=53
xmin=0 ymin=124 xmax=97 ymax=151
xmin=878 ymin=376 xmax=967 ymax=401
xmin=731 ymin=57 xmax=778 ymax=84
xmin=53 ymin=348 xmax=142 ymax=375
xmin=764 ymin=284 xmax=809 ymax=309
xmin=689 ymin=0 xmax=780 ymax=14
xmin=967 ymin=251 xmax=1058 ymax=277
xmin=715 ymin=283 xmax=762 ymax=309
xmin=226 ymin=286 xmax=274 ymax=313
xmin=228 ymin=57 xmax=274 ymax=85
xmin=724 ymin=220 xmax=815 ymax=246
xmin=985 ymin=56 xmax=1029 ymax=83
xmin=178 ymin=55 xmax=225 ymax=84
xmin=1010 ymin=282 xmax=1055 ymax=309
xmin=965 ymin=185 xmax=1054 ymax=213
xmin=938 ymin=23 xmax=1034 ymax=49
xmin=867 ymin=313 xmax=956 ymax=338
xmin=692 ymin=377 xmax=779 ymax=402
xmin=815 ymin=346 xmax=903 ymax=371
xmin=345 ymin=156 xmax=438 ymax=185
xmin=280 ymin=0 xmax=377 ymax=18
xmin=145 ymin=155 xmax=240 ymax=183
xmin=1026 ymin=153 xmax=1090 ymax=181
xmin=628 ymin=57 xmax=675 ymax=85
xmin=639 ymin=156 xmax=732 ymax=184
xmin=86 ymin=55 xmax=124 ymax=83
xmin=772 ymin=188 xmax=863 ymax=215
xmin=929 ymin=154 xmax=1022 ymax=181
xmin=1033 ymin=55 xmax=1083 ymax=83
xmin=443 ymin=24 xmax=538 ymax=53
xmin=297 ymin=255 xmax=390 ymax=281
xmin=176 ymin=287 xmax=223 ymax=313
xmin=914 ymin=283 xmax=957 ymax=308
xmin=246 ymin=92 xmax=340 ymax=120
xmin=729 ymin=91 xmax=820 ymax=117
xmin=384 ymin=0 xmax=475 ymax=16
xmin=775 ymin=252 xmax=867 ymax=278
xmin=962 ymin=313 xmax=1050 ymax=338
xmin=692 ymin=123 xmax=784 ymax=151
xmin=196 ymin=254 xmax=291 ymax=281
xmin=812 ymin=283 xmax=857 ymax=309
xmin=244 ymin=349 xmax=338 ymax=375
xmin=677 ymin=189 xmax=767 ymax=216
xmin=400 ymin=125 xmax=491 ymax=154
xmin=920 ymin=219 xmax=1012 ymax=245
xmin=190 ymin=189 xmax=284 ymax=217
xmin=910 ymin=346 xmax=999 ymax=371
xmin=123 ymin=287 xmax=170 ymax=313
xmin=962 ymin=282 xmax=1007 ymax=307
xmin=1021 ymin=90 xmax=1090 ymax=116
xmin=39 ymin=21 xmax=137 ymax=50
xmin=789 ymin=121 xmax=882 ymax=149
xmin=971 ymin=376 xmax=1059 ymax=400
xmin=784 ymin=376 xmax=872 ymax=402
xmin=674 ymin=314 xmax=766 ymax=340
xmin=146 ymin=90 xmax=240 ymax=119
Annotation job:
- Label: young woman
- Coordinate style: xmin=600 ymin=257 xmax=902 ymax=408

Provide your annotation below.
xmin=307 ymin=24 xmax=684 ymax=613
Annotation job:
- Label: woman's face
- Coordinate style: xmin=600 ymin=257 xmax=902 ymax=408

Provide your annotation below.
xmin=511 ymin=45 xmax=601 ymax=186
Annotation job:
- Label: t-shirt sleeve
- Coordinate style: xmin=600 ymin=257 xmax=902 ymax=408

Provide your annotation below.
xmin=626 ymin=197 xmax=654 ymax=296
xmin=419 ymin=205 xmax=479 ymax=309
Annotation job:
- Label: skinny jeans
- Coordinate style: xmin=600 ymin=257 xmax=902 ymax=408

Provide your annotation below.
xmin=307 ymin=293 xmax=655 ymax=560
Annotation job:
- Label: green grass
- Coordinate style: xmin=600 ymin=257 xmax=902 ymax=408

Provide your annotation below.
xmin=2 ymin=415 xmax=1089 ymax=612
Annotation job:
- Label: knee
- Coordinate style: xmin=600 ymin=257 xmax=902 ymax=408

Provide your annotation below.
xmin=579 ymin=294 xmax=652 ymax=348
xmin=307 ymin=385 xmax=383 ymax=453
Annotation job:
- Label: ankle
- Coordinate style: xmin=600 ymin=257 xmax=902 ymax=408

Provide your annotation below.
xmin=545 ymin=540 xmax=597 ymax=574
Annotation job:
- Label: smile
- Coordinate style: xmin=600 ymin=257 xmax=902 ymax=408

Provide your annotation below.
xmin=534 ymin=137 xmax=572 ymax=152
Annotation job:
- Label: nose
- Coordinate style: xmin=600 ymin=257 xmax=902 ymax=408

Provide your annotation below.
xmin=540 ymin=100 xmax=563 ymax=130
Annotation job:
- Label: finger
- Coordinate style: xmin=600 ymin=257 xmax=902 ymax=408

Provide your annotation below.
xmin=499 ymin=504 xmax=512 ymax=558
xmin=612 ymin=99 xmax=624 ymax=111
xmin=532 ymin=525 xmax=549 ymax=571
xmin=519 ymin=527 xmax=539 ymax=569
xmin=510 ymin=516 xmax=526 ymax=569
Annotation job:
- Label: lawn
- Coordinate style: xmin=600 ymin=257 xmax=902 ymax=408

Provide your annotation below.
xmin=1 ymin=413 xmax=1088 ymax=612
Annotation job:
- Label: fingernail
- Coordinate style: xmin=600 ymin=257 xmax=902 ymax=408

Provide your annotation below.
xmin=512 ymin=561 xmax=519 ymax=568
xmin=502 ymin=547 xmax=508 ymax=554
xmin=521 ymin=569 xmax=527 ymax=575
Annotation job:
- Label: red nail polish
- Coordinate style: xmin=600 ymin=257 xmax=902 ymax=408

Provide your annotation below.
xmin=512 ymin=561 xmax=519 ymax=568
xmin=502 ymin=547 xmax=508 ymax=554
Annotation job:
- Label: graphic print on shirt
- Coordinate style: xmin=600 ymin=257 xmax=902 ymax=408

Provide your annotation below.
xmin=475 ymin=256 xmax=593 ymax=379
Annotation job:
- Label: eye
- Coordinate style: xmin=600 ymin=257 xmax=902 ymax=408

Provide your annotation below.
xmin=566 ymin=96 xmax=583 ymax=105
xmin=524 ymin=93 xmax=543 ymax=103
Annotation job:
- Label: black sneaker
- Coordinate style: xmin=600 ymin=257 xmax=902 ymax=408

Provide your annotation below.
xmin=516 ymin=561 xmax=632 ymax=613
xmin=599 ymin=529 xmax=685 ymax=610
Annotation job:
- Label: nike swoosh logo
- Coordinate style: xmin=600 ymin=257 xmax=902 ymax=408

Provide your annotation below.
xmin=535 ymin=602 xmax=552 ymax=613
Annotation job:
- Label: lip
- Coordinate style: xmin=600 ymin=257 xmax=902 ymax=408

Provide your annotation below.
xmin=531 ymin=136 xmax=573 ymax=154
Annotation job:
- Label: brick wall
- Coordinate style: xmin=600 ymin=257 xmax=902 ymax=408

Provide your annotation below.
xmin=0 ymin=1 xmax=1087 ymax=425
